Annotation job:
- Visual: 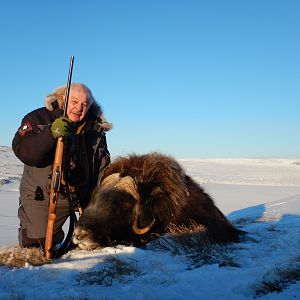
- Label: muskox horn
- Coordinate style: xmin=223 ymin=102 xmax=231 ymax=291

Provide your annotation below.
xmin=115 ymin=176 xmax=140 ymax=200
xmin=101 ymin=173 xmax=139 ymax=200
xmin=101 ymin=173 xmax=122 ymax=188
xmin=115 ymin=176 xmax=156 ymax=235
xmin=132 ymin=204 xmax=156 ymax=235
xmin=131 ymin=190 xmax=156 ymax=235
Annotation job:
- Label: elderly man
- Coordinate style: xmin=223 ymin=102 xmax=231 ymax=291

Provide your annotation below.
xmin=12 ymin=83 xmax=112 ymax=248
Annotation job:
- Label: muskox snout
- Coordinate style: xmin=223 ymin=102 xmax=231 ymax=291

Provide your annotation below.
xmin=73 ymin=225 xmax=90 ymax=240
xmin=72 ymin=224 xmax=100 ymax=250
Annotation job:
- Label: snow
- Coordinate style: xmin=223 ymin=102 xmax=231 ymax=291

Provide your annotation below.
xmin=1 ymin=145 xmax=300 ymax=299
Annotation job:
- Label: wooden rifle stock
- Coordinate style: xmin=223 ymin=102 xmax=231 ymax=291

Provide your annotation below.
xmin=44 ymin=56 xmax=74 ymax=259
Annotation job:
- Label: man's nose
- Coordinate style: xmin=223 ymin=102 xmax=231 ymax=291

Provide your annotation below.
xmin=77 ymin=103 xmax=83 ymax=112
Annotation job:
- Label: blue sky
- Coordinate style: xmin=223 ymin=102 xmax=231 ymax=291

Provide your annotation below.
xmin=1 ymin=0 xmax=299 ymax=158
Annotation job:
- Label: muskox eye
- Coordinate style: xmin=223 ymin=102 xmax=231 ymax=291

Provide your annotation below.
xmin=121 ymin=200 xmax=134 ymax=211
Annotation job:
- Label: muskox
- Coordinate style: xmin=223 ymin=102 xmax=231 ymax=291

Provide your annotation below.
xmin=72 ymin=152 xmax=242 ymax=250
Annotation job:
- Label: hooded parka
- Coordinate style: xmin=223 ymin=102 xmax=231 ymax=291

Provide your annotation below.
xmin=12 ymin=92 xmax=111 ymax=247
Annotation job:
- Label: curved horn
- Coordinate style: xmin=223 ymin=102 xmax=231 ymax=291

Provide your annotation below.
xmin=132 ymin=213 xmax=156 ymax=235
xmin=131 ymin=188 xmax=156 ymax=235
xmin=101 ymin=173 xmax=121 ymax=188
xmin=115 ymin=176 xmax=140 ymax=200
xmin=115 ymin=176 xmax=156 ymax=235
xmin=101 ymin=174 xmax=139 ymax=200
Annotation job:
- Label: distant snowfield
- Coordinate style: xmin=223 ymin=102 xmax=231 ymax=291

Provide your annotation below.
xmin=181 ymin=157 xmax=300 ymax=215
xmin=1 ymin=146 xmax=300 ymax=299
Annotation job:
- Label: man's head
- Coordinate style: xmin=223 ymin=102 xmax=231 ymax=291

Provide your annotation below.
xmin=66 ymin=84 xmax=94 ymax=122
xmin=46 ymin=83 xmax=95 ymax=122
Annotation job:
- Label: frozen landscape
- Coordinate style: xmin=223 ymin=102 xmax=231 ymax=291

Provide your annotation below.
xmin=0 ymin=145 xmax=300 ymax=299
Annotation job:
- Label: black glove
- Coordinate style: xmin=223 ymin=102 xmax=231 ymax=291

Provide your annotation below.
xmin=51 ymin=117 xmax=73 ymax=139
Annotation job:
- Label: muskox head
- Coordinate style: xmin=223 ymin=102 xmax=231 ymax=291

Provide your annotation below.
xmin=72 ymin=173 xmax=155 ymax=250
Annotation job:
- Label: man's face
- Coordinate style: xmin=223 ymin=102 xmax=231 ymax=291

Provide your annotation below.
xmin=66 ymin=86 xmax=91 ymax=122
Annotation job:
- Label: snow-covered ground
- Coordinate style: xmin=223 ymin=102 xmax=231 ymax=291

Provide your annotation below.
xmin=1 ymin=145 xmax=300 ymax=299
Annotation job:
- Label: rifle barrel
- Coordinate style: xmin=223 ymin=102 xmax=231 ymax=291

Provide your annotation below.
xmin=63 ymin=56 xmax=75 ymax=117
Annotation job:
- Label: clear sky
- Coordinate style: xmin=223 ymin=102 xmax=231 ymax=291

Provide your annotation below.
xmin=1 ymin=0 xmax=299 ymax=158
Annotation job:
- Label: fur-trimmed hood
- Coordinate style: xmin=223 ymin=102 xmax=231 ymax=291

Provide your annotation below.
xmin=45 ymin=93 xmax=112 ymax=132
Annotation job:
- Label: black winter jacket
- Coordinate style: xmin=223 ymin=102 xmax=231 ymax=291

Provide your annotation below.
xmin=12 ymin=102 xmax=111 ymax=208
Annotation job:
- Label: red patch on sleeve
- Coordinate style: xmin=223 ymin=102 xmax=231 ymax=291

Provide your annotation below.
xmin=18 ymin=122 xmax=33 ymax=136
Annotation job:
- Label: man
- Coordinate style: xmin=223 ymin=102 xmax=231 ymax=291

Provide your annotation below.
xmin=12 ymin=83 xmax=112 ymax=248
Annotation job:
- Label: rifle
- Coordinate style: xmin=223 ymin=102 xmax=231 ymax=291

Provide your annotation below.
xmin=44 ymin=56 xmax=74 ymax=259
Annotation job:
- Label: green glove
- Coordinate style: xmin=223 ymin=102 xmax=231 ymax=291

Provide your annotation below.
xmin=51 ymin=117 xmax=73 ymax=139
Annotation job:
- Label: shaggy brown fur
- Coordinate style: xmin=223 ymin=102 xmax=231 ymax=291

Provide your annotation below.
xmin=73 ymin=152 xmax=242 ymax=249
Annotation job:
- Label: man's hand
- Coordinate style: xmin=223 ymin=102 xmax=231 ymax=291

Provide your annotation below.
xmin=51 ymin=117 xmax=73 ymax=139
